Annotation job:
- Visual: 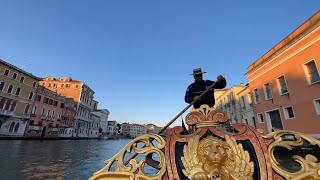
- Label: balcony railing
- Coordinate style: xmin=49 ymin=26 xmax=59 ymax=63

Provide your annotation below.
xmin=0 ymin=109 xmax=14 ymax=116
xmin=28 ymin=125 xmax=43 ymax=131
xmin=22 ymin=114 xmax=31 ymax=119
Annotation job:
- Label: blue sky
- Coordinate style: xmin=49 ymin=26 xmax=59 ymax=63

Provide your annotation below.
xmin=1 ymin=1 xmax=319 ymax=127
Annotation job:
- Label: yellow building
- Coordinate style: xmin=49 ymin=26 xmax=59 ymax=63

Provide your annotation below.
xmin=0 ymin=59 xmax=40 ymax=137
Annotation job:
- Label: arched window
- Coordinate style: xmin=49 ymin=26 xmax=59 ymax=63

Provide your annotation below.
xmin=7 ymin=85 xmax=13 ymax=94
xmin=4 ymin=100 xmax=11 ymax=110
xmin=28 ymin=92 xmax=34 ymax=100
xmin=24 ymin=104 xmax=30 ymax=115
xmin=9 ymin=122 xmax=15 ymax=132
xmin=15 ymin=88 xmax=21 ymax=96
xmin=10 ymin=101 xmax=16 ymax=111
xmin=14 ymin=123 xmax=20 ymax=132
xmin=0 ymin=82 xmax=4 ymax=91
xmin=0 ymin=99 xmax=5 ymax=109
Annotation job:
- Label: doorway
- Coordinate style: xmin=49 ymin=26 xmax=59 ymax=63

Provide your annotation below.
xmin=41 ymin=126 xmax=47 ymax=137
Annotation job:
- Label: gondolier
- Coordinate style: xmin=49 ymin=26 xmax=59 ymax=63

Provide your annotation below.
xmin=185 ymin=68 xmax=226 ymax=109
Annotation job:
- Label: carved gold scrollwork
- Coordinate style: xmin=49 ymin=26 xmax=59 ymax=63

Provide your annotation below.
xmin=263 ymin=129 xmax=320 ymax=180
xmin=89 ymin=134 xmax=166 ymax=180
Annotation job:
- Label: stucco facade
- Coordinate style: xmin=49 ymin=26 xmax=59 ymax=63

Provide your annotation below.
xmin=214 ymin=84 xmax=247 ymax=125
xmin=92 ymin=109 xmax=109 ymax=134
xmin=0 ymin=59 xmax=40 ymax=137
xmin=25 ymin=86 xmax=65 ymax=138
xmin=40 ymin=77 xmax=96 ymax=138
xmin=245 ymin=11 xmax=320 ymax=137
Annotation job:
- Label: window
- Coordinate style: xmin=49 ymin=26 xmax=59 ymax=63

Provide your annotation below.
xmin=314 ymin=99 xmax=320 ymax=115
xmin=36 ymin=95 xmax=41 ymax=102
xmin=32 ymin=106 xmax=37 ymax=114
xmin=14 ymin=123 xmax=20 ymax=132
xmin=49 ymin=99 xmax=53 ymax=105
xmin=47 ymin=110 xmax=51 ymax=116
xmin=0 ymin=82 xmax=4 ymax=91
xmin=20 ymin=76 xmax=25 ymax=82
xmin=43 ymin=97 xmax=49 ymax=104
xmin=304 ymin=60 xmax=320 ymax=84
xmin=42 ymin=108 xmax=46 ymax=115
xmin=13 ymin=73 xmax=17 ymax=79
xmin=66 ymin=84 xmax=70 ymax=88
xmin=54 ymin=101 xmax=58 ymax=106
xmin=32 ymin=82 xmax=37 ymax=87
xmin=24 ymin=104 xmax=30 ymax=114
xmin=15 ymin=88 xmax=21 ymax=96
xmin=283 ymin=106 xmax=295 ymax=119
xmin=7 ymin=85 xmax=13 ymax=94
xmin=277 ymin=75 xmax=288 ymax=95
xmin=264 ymin=83 xmax=273 ymax=100
xmin=9 ymin=101 xmax=16 ymax=111
xmin=52 ymin=111 xmax=55 ymax=117
xmin=257 ymin=113 xmax=264 ymax=123
xmin=60 ymin=103 xmax=64 ymax=108
xmin=253 ymin=89 xmax=260 ymax=104
xmin=4 ymin=69 xmax=9 ymax=76
xmin=28 ymin=92 xmax=34 ymax=100
xmin=9 ymin=122 xmax=15 ymax=132
xmin=61 ymin=84 xmax=64 ymax=88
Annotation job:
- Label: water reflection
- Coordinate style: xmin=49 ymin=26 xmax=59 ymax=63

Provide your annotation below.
xmin=0 ymin=139 xmax=131 ymax=180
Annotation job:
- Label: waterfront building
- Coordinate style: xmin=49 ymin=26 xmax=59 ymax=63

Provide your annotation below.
xmin=121 ymin=122 xmax=131 ymax=137
xmin=245 ymin=11 xmax=320 ymax=137
xmin=145 ymin=124 xmax=162 ymax=134
xmin=40 ymin=77 xmax=96 ymax=138
xmin=130 ymin=123 xmax=147 ymax=138
xmin=59 ymin=98 xmax=77 ymax=138
xmin=92 ymin=109 xmax=110 ymax=134
xmin=25 ymin=86 xmax=65 ymax=138
xmin=0 ymin=59 xmax=40 ymax=137
xmin=236 ymin=86 xmax=256 ymax=128
xmin=214 ymin=84 xmax=247 ymax=126
xmin=107 ymin=120 xmax=118 ymax=135
xmin=89 ymin=113 xmax=100 ymax=138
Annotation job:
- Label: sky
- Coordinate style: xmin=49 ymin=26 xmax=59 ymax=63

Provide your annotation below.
xmin=1 ymin=1 xmax=319 ymax=127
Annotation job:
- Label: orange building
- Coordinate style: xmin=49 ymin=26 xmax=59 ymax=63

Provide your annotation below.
xmin=40 ymin=76 xmax=95 ymax=138
xmin=245 ymin=11 xmax=320 ymax=138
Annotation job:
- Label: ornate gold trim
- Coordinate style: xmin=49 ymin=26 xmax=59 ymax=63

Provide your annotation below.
xmin=89 ymin=134 xmax=166 ymax=180
xmin=264 ymin=129 xmax=320 ymax=180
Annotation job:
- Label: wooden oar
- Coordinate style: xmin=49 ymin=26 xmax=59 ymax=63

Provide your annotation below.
xmin=124 ymin=80 xmax=218 ymax=166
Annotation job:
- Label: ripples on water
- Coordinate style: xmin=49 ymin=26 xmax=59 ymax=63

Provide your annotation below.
xmin=0 ymin=139 xmax=155 ymax=180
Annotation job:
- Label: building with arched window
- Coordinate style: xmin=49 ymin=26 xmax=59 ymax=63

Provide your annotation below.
xmin=0 ymin=59 xmax=40 ymax=137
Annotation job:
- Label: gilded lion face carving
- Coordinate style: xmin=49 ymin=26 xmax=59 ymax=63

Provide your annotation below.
xmin=181 ymin=135 xmax=254 ymax=180
xmin=197 ymin=137 xmax=231 ymax=174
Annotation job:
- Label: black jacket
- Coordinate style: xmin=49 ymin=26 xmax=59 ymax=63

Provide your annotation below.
xmin=185 ymin=78 xmax=226 ymax=109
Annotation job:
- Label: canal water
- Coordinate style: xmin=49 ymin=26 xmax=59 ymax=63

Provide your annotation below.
xmin=0 ymin=139 xmax=139 ymax=180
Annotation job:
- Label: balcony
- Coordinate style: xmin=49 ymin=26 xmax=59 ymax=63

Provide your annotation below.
xmin=22 ymin=114 xmax=31 ymax=119
xmin=48 ymin=128 xmax=59 ymax=132
xmin=0 ymin=109 xmax=14 ymax=117
xmin=40 ymin=115 xmax=47 ymax=120
xmin=28 ymin=125 xmax=43 ymax=131
xmin=40 ymin=115 xmax=52 ymax=120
